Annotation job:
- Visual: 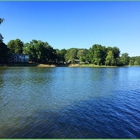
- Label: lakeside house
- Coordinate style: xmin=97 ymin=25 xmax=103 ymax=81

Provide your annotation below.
xmin=8 ymin=54 xmax=29 ymax=63
xmin=67 ymin=59 xmax=89 ymax=64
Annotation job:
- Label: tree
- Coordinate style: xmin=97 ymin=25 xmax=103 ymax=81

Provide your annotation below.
xmin=112 ymin=47 xmax=120 ymax=59
xmin=23 ymin=43 xmax=30 ymax=54
xmin=7 ymin=39 xmax=24 ymax=54
xmin=135 ymin=56 xmax=140 ymax=65
xmin=120 ymin=53 xmax=129 ymax=66
xmin=0 ymin=18 xmax=10 ymax=62
xmin=87 ymin=44 xmax=99 ymax=64
xmin=88 ymin=44 xmax=106 ymax=65
xmin=93 ymin=45 xmax=106 ymax=65
xmin=129 ymin=59 xmax=134 ymax=66
xmin=77 ymin=49 xmax=88 ymax=62
xmin=56 ymin=49 xmax=67 ymax=63
xmin=105 ymin=50 xmax=115 ymax=66
xmin=134 ymin=61 xmax=138 ymax=65
xmin=65 ymin=48 xmax=78 ymax=63
xmin=24 ymin=40 xmax=57 ymax=63
xmin=0 ymin=34 xmax=3 ymax=42
xmin=0 ymin=18 xmax=4 ymax=24
xmin=0 ymin=18 xmax=4 ymax=42
xmin=0 ymin=42 xmax=10 ymax=63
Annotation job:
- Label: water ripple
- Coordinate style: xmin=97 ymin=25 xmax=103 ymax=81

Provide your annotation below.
xmin=0 ymin=67 xmax=140 ymax=138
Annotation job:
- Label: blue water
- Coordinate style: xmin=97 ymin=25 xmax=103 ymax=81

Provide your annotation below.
xmin=0 ymin=66 xmax=140 ymax=138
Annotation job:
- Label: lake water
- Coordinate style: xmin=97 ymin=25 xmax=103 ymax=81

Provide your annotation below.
xmin=0 ymin=66 xmax=140 ymax=138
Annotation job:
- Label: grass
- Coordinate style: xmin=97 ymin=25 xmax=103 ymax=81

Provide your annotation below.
xmin=69 ymin=64 xmax=118 ymax=68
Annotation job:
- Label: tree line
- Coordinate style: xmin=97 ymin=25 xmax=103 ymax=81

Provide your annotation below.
xmin=0 ymin=18 xmax=140 ymax=66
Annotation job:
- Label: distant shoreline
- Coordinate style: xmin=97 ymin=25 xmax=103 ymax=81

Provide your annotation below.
xmin=0 ymin=63 xmax=128 ymax=68
xmin=68 ymin=64 xmax=119 ymax=68
xmin=0 ymin=63 xmax=56 ymax=67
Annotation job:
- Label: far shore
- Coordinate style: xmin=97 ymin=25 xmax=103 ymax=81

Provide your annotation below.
xmin=68 ymin=64 xmax=119 ymax=68
xmin=0 ymin=63 xmax=56 ymax=67
xmin=0 ymin=63 xmax=130 ymax=68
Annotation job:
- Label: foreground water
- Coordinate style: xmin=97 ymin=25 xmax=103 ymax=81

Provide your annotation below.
xmin=0 ymin=67 xmax=140 ymax=138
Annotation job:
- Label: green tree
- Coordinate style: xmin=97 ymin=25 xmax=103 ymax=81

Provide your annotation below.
xmin=120 ymin=53 xmax=129 ymax=65
xmin=94 ymin=45 xmax=106 ymax=65
xmin=56 ymin=49 xmax=67 ymax=63
xmin=77 ymin=49 xmax=88 ymax=62
xmin=25 ymin=40 xmax=57 ymax=63
xmin=23 ymin=43 xmax=30 ymax=54
xmin=129 ymin=56 xmax=140 ymax=66
xmin=0 ymin=18 xmax=4 ymax=24
xmin=87 ymin=44 xmax=98 ymax=64
xmin=88 ymin=44 xmax=106 ymax=65
xmin=0 ymin=18 xmax=4 ymax=42
xmin=112 ymin=47 xmax=120 ymax=59
xmin=105 ymin=50 xmax=115 ymax=66
xmin=135 ymin=56 xmax=140 ymax=65
xmin=129 ymin=60 xmax=134 ymax=66
xmin=106 ymin=46 xmax=120 ymax=65
xmin=0 ymin=18 xmax=10 ymax=62
xmin=134 ymin=61 xmax=138 ymax=65
xmin=0 ymin=42 xmax=10 ymax=62
xmin=7 ymin=39 xmax=24 ymax=54
xmin=65 ymin=48 xmax=78 ymax=63
xmin=0 ymin=34 xmax=3 ymax=43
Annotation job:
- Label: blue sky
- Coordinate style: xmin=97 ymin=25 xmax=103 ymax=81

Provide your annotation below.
xmin=0 ymin=2 xmax=140 ymax=56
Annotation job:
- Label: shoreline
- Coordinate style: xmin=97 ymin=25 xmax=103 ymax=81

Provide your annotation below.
xmin=69 ymin=64 xmax=119 ymax=68
xmin=1 ymin=63 xmax=139 ymax=68
xmin=0 ymin=63 xmax=127 ymax=68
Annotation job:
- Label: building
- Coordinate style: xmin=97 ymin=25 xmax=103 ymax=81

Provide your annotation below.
xmin=8 ymin=54 xmax=29 ymax=63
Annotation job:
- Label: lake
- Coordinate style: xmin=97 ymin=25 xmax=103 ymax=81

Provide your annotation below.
xmin=0 ymin=66 xmax=140 ymax=138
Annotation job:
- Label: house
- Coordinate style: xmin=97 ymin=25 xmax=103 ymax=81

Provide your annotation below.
xmin=8 ymin=54 xmax=29 ymax=63
xmin=74 ymin=59 xmax=80 ymax=63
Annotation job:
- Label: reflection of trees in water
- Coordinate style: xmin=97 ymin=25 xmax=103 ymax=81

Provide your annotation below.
xmin=91 ymin=68 xmax=120 ymax=81
xmin=0 ymin=68 xmax=9 ymax=102
xmin=0 ymin=68 xmax=8 ymax=85
xmin=1 ymin=67 xmax=53 ymax=87
xmin=0 ymin=67 xmax=54 ymax=135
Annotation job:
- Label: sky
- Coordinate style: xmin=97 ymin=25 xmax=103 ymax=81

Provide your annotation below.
xmin=0 ymin=1 xmax=140 ymax=56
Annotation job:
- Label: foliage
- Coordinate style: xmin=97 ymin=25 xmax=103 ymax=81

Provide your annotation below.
xmin=7 ymin=39 xmax=24 ymax=54
xmin=65 ymin=48 xmax=78 ymax=63
xmin=105 ymin=50 xmax=115 ymax=66
xmin=129 ymin=56 xmax=140 ymax=65
xmin=0 ymin=18 xmax=4 ymax=42
xmin=0 ymin=18 xmax=4 ymax=24
xmin=55 ymin=49 xmax=67 ymax=63
xmin=3 ymin=36 xmax=140 ymax=66
xmin=0 ymin=42 xmax=10 ymax=62
xmin=0 ymin=18 xmax=10 ymax=62
xmin=77 ymin=49 xmax=88 ymax=62
xmin=24 ymin=40 xmax=57 ymax=63
xmin=120 ymin=53 xmax=130 ymax=65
